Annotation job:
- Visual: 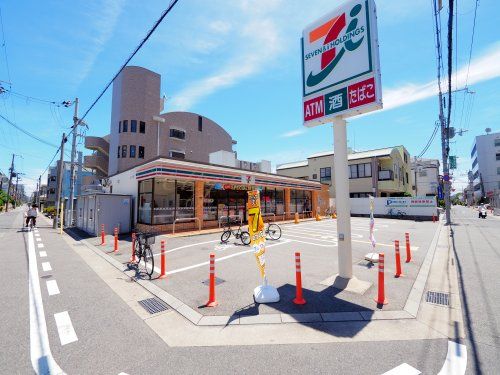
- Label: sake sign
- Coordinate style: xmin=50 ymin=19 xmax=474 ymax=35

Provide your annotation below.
xmin=302 ymin=0 xmax=382 ymax=126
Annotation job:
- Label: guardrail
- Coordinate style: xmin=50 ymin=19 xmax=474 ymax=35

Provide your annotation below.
xmin=218 ymin=215 xmax=243 ymax=228
xmin=172 ymin=217 xmax=201 ymax=234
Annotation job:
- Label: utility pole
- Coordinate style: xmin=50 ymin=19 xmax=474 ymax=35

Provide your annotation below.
xmin=37 ymin=175 xmax=41 ymax=208
xmin=5 ymin=154 xmax=14 ymax=212
xmin=53 ymin=133 xmax=67 ymax=229
xmin=414 ymin=156 xmax=418 ymax=197
xmin=14 ymin=174 xmax=19 ymax=208
xmin=68 ymin=98 xmax=79 ymax=227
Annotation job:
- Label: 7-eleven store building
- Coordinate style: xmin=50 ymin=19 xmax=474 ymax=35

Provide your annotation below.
xmin=108 ymin=157 xmax=329 ymax=232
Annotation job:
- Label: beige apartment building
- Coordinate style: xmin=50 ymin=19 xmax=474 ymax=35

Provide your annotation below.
xmin=85 ymin=66 xmax=238 ymax=177
xmin=277 ymin=146 xmax=412 ymax=198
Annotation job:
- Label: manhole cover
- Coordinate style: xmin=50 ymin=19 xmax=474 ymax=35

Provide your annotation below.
xmin=426 ymin=291 xmax=450 ymax=306
xmin=202 ymin=277 xmax=225 ymax=286
xmin=138 ymin=297 xmax=169 ymax=314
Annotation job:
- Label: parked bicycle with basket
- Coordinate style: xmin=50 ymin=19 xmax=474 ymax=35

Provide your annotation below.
xmin=132 ymin=232 xmax=155 ymax=278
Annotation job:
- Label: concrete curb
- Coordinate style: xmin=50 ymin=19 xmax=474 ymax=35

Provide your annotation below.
xmin=67 ymin=221 xmax=442 ymax=327
xmin=403 ymin=220 xmax=443 ymax=317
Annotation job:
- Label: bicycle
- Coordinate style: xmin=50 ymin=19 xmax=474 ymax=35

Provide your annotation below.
xmin=133 ymin=232 xmax=155 ymax=278
xmin=387 ymin=208 xmax=407 ymax=219
xmin=265 ymin=222 xmax=282 ymax=240
xmin=220 ymin=224 xmax=251 ymax=245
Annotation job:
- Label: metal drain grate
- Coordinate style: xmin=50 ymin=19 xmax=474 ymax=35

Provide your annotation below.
xmin=202 ymin=277 xmax=225 ymax=286
xmin=426 ymin=291 xmax=450 ymax=306
xmin=138 ymin=297 xmax=169 ymax=314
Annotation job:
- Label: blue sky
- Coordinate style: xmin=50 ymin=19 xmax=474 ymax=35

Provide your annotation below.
xmin=1 ymin=0 xmax=499 ymax=194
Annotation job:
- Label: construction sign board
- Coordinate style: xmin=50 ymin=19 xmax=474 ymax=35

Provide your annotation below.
xmin=302 ymin=0 xmax=382 ymax=126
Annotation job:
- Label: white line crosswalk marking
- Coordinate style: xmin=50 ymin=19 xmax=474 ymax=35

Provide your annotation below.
xmin=382 ymin=363 xmax=421 ymax=375
xmin=39 ymin=251 xmax=47 ymax=258
xmin=37 ymin=243 xmax=44 ymax=248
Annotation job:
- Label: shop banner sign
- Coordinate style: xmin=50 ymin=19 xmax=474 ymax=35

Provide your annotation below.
xmin=247 ymin=190 xmax=266 ymax=278
xmin=302 ymin=0 xmax=382 ymax=127
xmin=410 ymin=197 xmax=436 ymax=207
xmin=385 ymin=197 xmax=408 ymax=207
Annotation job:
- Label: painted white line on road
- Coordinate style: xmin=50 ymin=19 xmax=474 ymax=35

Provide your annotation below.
xmin=437 ymin=340 xmax=467 ymax=375
xmin=382 ymin=362 xmax=421 ymax=375
xmin=37 ymin=243 xmax=44 ymax=248
xmin=288 ymin=238 xmax=337 ymax=247
xmin=54 ymin=311 xmax=78 ymax=346
xmin=164 ymin=240 xmax=291 ymax=275
xmin=352 ymin=239 xmax=419 ymax=251
xmin=46 ymin=280 xmax=60 ymax=296
xmin=35 ymin=233 xmax=40 ymax=237
xmin=36 ymin=237 xmax=41 ymax=242
xmin=285 ymin=227 xmax=364 ymax=239
xmin=27 ymin=230 xmax=65 ymax=374
xmin=163 ymin=239 xmax=220 ymax=256
xmin=41 ymin=262 xmax=52 ymax=271
xmin=39 ymin=251 xmax=47 ymax=258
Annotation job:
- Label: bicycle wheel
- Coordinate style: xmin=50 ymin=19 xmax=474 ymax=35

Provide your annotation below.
xmin=143 ymin=245 xmax=154 ymax=278
xmin=266 ymin=224 xmax=282 ymax=240
xmin=221 ymin=230 xmax=231 ymax=243
xmin=240 ymin=231 xmax=251 ymax=245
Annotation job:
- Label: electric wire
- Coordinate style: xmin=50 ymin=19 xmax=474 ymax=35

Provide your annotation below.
xmin=78 ymin=0 xmax=180 ymax=124
xmin=0 ymin=113 xmax=59 ymax=148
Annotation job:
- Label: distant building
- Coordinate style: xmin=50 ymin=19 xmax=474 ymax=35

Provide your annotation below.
xmin=46 ymin=153 xmax=93 ymax=207
xmin=410 ymin=158 xmax=440 ymax=196
xmin=276 ymin=146 xmax=412 ymax=198
xmin=471 ymin=131 xmax=500 ymax=201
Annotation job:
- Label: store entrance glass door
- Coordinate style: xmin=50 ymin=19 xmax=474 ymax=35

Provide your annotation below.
xmin=227 ymin=190 xmax=247 ymax=223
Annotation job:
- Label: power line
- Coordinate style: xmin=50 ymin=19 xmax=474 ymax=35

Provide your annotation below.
xmin=418 ymin=121 xmax=440 ymax=157
xmin=0 ymin=113 xmax=59 ymax=148
xmin=78 ymin=0 xmax=180 ymax=124
xmin=0 ymin=87 xmax=65 ymax=106
xmin=464 ymin=0 xmax=479 ymax=88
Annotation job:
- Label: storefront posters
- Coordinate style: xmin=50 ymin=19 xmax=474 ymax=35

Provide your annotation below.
xmin=247 ymin=190 xmax=266 ymax=279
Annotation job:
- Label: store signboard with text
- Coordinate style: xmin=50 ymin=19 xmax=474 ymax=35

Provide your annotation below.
xmin=302 ymin=0 xmax=382 ymax=126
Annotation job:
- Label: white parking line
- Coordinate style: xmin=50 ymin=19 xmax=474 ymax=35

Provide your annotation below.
xmin=164 ymin=240 xmax=291 ymax=275
xmin=39 ymin=251 xmax=47 ymax=258
xmin=289 ymin=238 xmax=337 ymax=247
xmin=27 ymin=230 xmax=65 ymax=374
xmin=46 ymin=280 xmax=60 ymax=296
xmin=54 ymin=311 xmax=78 ymax=346
xmin=37 ymin=243 xmax=44 ymax=248
xmin=41 ymin=262 xmax=52 ymax=272
xmin=165 ymin=239 xmax=220 ymax=255
xmin=284 ymin=227 xmax=364 ymax=239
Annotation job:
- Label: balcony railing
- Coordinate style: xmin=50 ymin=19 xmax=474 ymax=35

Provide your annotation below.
xmin=378 ymin=170 xmax=393 ymax=181
xmin=85 ymin=136 xmax=110 ymax=156
xmin=84 ymin=154 xmax=108 ymax=175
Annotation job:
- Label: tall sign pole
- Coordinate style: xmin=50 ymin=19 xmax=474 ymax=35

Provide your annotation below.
xmin=68 ymin=97 xmax=79 ymax=227
xmin=301 ymin=0 xmax=382 ymax=281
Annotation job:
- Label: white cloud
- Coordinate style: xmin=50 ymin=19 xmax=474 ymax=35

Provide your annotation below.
xmin=280 ymin=129 xmax=307 ymax=138
xmin=73 ymin=0 xmax=125 ymax=86
xmin=208 ymin=20 xmax=232 ymax=34
xmin=382 ymin=42 xmax=500 ymax=112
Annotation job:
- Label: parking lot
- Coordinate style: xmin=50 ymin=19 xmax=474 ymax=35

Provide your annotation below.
xmin=99 ymin=217 xmax=438 ymax=317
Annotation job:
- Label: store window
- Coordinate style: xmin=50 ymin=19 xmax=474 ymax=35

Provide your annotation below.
xmin=290 ymin=190 xmax=312 ymax=213
xmin=153 ymin=179 xmax=175 ymax=224
xmin=260 ymin=188 xmax=276 ymax=214
xmin=139 ymin=121 xmax=145 ymax=134
xmin=121 ymin=145 xmax=127 ymax=158
xmin=122 ymin=120 xmax=128 ymax=132
xmin=138 ymin=179 xmax=153 ymax=224
xmin=170 ymin=128 xmax=186 ymax=140
xmin=176 ymin=181 xmax=195 ymax=219
xmin=275 ymin=189 xmax=284 ymax=215
xmin=131 ymin=120 xmax=137 ymax=133
xmin=117 ymin=146 xmax=120 ymax=158
xmin=203 ymin=183 xmax=218 ymax=221
xmin=130 ymin=145 xmax=136 ymax=158
xmin=138 ymin=146 xmax=145 ymax=159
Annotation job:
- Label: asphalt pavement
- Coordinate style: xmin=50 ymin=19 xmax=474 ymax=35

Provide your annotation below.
xmin=0 ymin=207 xmax=483 ymax=374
